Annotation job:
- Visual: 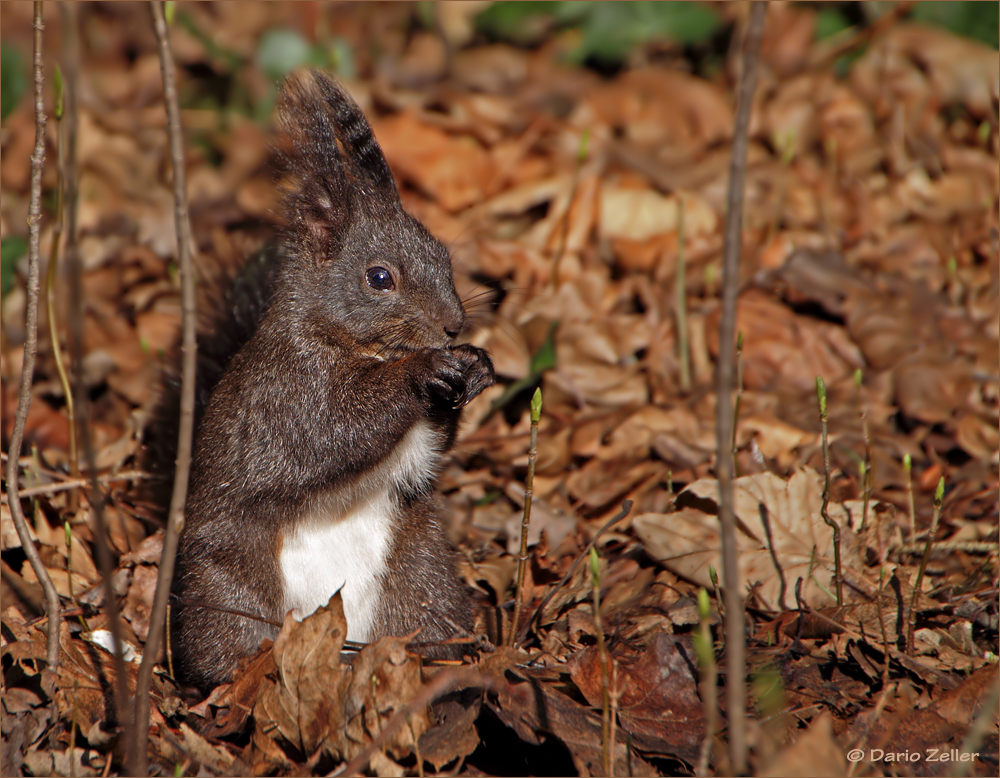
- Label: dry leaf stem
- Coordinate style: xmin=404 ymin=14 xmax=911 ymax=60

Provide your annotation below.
xmin=906 ymin=477 xmax=945 ymax=654
xmin=6 ymin=0 xmax=63 ymax=673
xmin=510 ymin=388 xmax=542 ymax=646
xmin=816 ymin=376 xmax=844 ymax=606
xmin=131 ymin=3 xmax=200 ymax=773
xmin=713 ymin=3 xmax=767 ymax=772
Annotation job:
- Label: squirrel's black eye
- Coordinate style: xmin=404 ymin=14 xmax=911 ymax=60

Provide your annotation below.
xmin=365 ymin=266 xmax=395 ymax=292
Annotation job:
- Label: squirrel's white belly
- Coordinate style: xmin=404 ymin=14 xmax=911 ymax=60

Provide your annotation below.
xmin=278 ymin=421 xmax=439 ymax=641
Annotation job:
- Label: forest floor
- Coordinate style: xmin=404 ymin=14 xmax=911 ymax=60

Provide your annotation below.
xmin=1 ymin=3 xmax=998 ymax=776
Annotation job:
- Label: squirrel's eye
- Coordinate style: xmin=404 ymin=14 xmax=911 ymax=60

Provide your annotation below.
xmin=365 ymin=266 xmax=395 ymax=292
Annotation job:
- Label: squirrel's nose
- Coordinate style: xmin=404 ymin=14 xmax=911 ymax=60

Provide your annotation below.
xmin=442 ymin=306 xmax=466 ymax=339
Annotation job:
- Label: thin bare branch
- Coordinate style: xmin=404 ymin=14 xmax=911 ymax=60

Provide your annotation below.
xmin=714 ymin=3 xmax=767 ymax=774
xmin=6 ymin=0 xmax=62 ymax=674
xmin=510 ymin=388 xmax=541 ymax=646
xmin=131 ymin=3 xmax=200 ymax=773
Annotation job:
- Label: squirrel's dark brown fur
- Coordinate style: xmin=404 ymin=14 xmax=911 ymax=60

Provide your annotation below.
xmin=143 ymin=69 xmax=494 ymax=692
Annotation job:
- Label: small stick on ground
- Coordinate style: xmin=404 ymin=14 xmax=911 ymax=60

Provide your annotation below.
xmin=510 ymin=388 xmax=542 ymax=647
xmin=590 ymin=547 xmax=612 ymax=777
xmin=131 ymin=3 xmax=200 ymax=774
xmin=6 ymin=0 xmax=63 ymax=674
xmin=713 ymin=3 xmax=767 ymax=773
xmin=906 ymin=477 xmax=945 ymax=654
xmin=816 ymin=376 xmax=843 ymax=606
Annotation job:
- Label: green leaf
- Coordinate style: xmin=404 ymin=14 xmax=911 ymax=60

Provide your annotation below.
xmin=1 ymin=42 xmax=27 ymax=122
xmin=529 ymin=321 xmax=558 ymax=374
xmin=588 ymin=546 xmax=600 ymax=584
xmin=1 ymin=236 xmax=27 ymax=297
xmin=53 ymin=65 xmax=64 ymax=120
xmin=815 ymin=7 xmax=851 ymax=41
xmin=530 ymin=387 xmax=542 ymax=422
xmin=910 ymin=1 xmax=999 ymax=49
xmin=256 ymin=29 xmax=313 ymax=81
xmin=815 ymin=376 xmax=827 ymax=416
xmin=164 ymin=1 xmax=176 ymax=27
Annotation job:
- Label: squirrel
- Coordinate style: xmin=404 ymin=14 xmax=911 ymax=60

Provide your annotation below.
xmin=142 ymin=68 xmax=495 ymax=692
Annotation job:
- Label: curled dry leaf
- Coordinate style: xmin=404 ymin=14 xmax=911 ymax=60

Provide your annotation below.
xmin=633 ymin=468 xmax=867 ymax=610
xmin=252 ymin=594 xmax=428 ymax=771
xmin=569 ymin=632 xmax=704 ymax=764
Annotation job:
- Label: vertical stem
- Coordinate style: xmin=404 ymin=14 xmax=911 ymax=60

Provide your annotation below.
xmin=45 ymin=96 xmax=79 ymax=501
xmin=713 ymin=3 xmax=767 ymax=773
xmin=907 ymin=478 xmax=945 ymax=654
xmin=675 ymin=195 xmax=690 ymax=393
xmin=131 ymin=3 xmax=200 ymax=773
xmin=510 ymin=388 xmax=541 ymax=646
xmin=817 ymin=376 xmax=843 ymax=607
xmin=6 ymin=0 xmax=63 ymax=674
xmin=904 ymin=454 xmax=916 ymax=539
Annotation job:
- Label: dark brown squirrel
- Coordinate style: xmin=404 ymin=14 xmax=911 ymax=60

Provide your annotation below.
xmin=142 ymin=68 xmax=495 ymax=692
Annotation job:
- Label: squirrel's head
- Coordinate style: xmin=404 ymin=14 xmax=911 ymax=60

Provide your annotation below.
xmin=274 ymin=68 xmax=466 ymax=358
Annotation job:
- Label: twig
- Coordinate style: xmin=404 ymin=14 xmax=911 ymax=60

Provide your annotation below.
xmin=758 ymin=504 xmax=789 ymax=611
xmin=510 ymin=388 xmax=541 ymax=647
xmin=609 ymin=659 xmax=620 ymax=778
xmin=854 ymin=370 xmax=872 ymax=531
xmin=45 ymin=64 xmax=78 ymax=504
xmin=713 ymin=3 xmax=766 ymax=773
xmin=816 ymin=376 xmax=843 ymax=606
xmin=732 ymin=330 xmax=744 ymax=477
xmin=897 ymin=540 xmax=998 ymax=555
xmin=589 ymin=548 xmax=612 ymax=777
xmin=7 ymin=470 xmax=150 ymax=499
xmin=675 ymin=194 xmax=690 ymax=393
xmin=131 ymin=3 xmax=200 ymax=774
xmin=331 ymin=669 xmax=490 ymax=777
xmin=522 ymin=499 xmax=633 ymax=643
xmin=903 ymin=454 xmax=916 ymax=539
xmin=6 ymin=0 xmax=63 ymax=674
xmin=875 ymin=567 xmax=890 ymax=688
xmin=906 ymin=477 xmax=945 ymax=654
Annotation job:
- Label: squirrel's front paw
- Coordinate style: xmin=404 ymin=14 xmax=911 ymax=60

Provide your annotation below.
xmin=418 ymin=345 xmax=495 ymax=409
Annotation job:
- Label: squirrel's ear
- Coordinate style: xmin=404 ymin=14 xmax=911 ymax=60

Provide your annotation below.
xmin=276 ymin=69 xmax=399 ymax=218
xmin=275 ymin=69 xmax=355 ymax=253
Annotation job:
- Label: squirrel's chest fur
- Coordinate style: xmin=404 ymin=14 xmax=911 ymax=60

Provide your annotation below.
xmin=277 ymin=420 xmax=439 ymax=640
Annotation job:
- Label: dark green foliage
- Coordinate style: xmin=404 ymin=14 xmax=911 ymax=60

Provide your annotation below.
xmin=1 ymin=42 xmax=26 ymax=122
xmin=1 ymin=236 xmax=27 ymax=298
xmin=476 ymin=1 xmax=719 ymax=64
xmin=911 ymin=1 xmax=999 ymax=49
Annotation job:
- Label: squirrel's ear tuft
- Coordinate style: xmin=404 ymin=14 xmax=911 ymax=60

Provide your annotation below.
xmin=275 ymin=69 xmax=352 ymax=255
xmin=275 ymin=70 xmax=399 ymax=250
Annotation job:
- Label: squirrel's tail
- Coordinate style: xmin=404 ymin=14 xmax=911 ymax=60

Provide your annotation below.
xmin=138 ymin=245 xmax=280 ymax=517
